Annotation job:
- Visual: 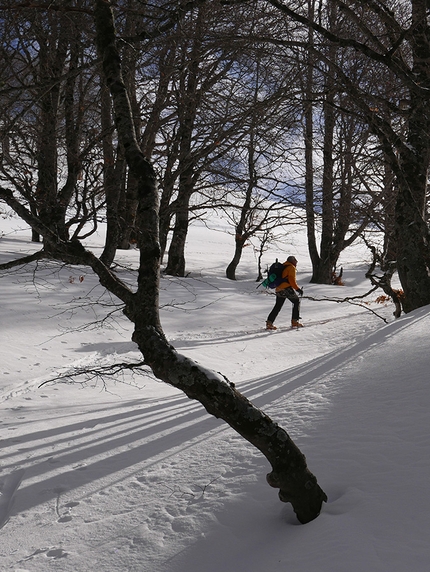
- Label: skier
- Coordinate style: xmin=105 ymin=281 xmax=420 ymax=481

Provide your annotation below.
xmin=266 ymin=255 xmax=304 ymax=330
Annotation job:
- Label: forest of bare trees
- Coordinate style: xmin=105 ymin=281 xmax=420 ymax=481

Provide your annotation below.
xmin=1 ymin=0 xmax=430 ymax=523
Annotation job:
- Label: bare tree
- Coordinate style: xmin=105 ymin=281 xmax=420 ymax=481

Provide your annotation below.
xmin=299 ymin=0 xmax=382 ymax=284
xmin=0 ymin=4 xmax=104 ymax=248
xmin=224 ymin=40 xmax=302 ymax=280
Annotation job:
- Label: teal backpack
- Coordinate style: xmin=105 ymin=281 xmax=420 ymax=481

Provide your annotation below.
xmin=261 ymin=259 xmax=284 ymax=289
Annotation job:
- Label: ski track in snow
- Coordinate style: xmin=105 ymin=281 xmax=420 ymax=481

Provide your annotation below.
xmin=1 ymin=216 xmax=429 ymax=572
xmin=0 ymin=303 xmax=409 ymax=520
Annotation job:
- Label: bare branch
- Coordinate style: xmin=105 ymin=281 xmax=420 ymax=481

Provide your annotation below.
xmin=38 ymin=360 xmax=150 ymax=389
xmin=302 ymin=287 xmax=390 ymax=323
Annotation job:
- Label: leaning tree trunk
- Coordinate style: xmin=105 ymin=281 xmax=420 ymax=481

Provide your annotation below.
xmin=94 ymin=0 xmax=327 ymax=523
xmin=131 ymin=324 xmax=328 ymax=524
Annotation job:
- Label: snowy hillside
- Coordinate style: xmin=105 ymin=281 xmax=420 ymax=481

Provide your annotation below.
xmin=1 ymin=212 xmax=429 ymax=572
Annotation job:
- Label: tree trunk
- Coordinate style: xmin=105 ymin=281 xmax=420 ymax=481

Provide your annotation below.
xmin=116 ymin=7 xmax=142 ymax=251
xmin=35 ymin=43 xmax=62 ymax=241
xmin=100 ymin=81 xmax=122 ymax=266
xmin=304 ymin=0 xmax=320 ymax=280
xmin=395 ymin=165 xmax=430 ymax=312
xmin=59 ymin=26 xmax=84 ymax=237
xmin=331 ymin=120 xmax=353 ymax=261
xmin=35 ymin=11 xmax=72 ymax=245
xmin=226 ymin=53 xmax=260 ymax=282
xmin=225 ymin=164 xmax=253 ymax=281
xmin=116 ymin=170 xmax=138 ymax=249
xmin=94 ymin=0 xmax=327 ymax=523
xmin=312 ymin=41 xmax=336 ymax=284
xmin=226 ymin=234 xmax=247 ymax=280
xmin=382 ymin=161 xmax=397 ymax=265
xmin=394 ymin=0 xmax=430 ymax=312
xmin=164 ymin=8 xmax=204 ymax=276
xmin=164 ymin=194 xmax=190 ymax=276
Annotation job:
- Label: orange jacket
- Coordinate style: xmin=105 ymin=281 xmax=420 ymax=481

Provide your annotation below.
xmin=276 ymin=261 xmax=299 ymax=292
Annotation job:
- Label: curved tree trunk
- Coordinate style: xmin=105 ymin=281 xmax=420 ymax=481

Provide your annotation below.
xmin=225 ymin=194 xmax=252 ymax=281
xmin=93 ymin=0 xmax=328 ymax=524
xmin=131 ymin=324 xmax=328 ymax=524
xmin=226 ymin=54 xmax=259 ymax=282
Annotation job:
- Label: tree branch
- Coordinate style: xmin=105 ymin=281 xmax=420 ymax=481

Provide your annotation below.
xmin=265 ymin=0 xmax=430 ymax=97
xmin=303 ymin=287 xmax=390 ymax=323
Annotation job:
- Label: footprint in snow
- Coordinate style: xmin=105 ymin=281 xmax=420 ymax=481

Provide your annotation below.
xmin=57 ymin=501 xmax=80 ymax=523
xmin=64 ymin=501 xmax=80 ymax=508
xmin=46 ymin=548 xmax=68 ymax=559
xmin=57 ymin=515 xmax=72 ymax=523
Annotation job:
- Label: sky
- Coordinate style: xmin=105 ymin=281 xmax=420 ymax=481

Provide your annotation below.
xmin=1 ymin=209 xmax=429 ymax=572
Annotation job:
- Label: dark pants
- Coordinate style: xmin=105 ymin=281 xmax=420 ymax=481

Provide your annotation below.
xmin=267 ymin=287 xmax=300 ymax=324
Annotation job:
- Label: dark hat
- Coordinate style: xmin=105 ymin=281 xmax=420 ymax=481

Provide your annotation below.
xmin=287 ymin=256 xmax=298 ymax=264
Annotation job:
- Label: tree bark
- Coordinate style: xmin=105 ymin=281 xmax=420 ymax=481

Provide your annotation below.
xmin=309 ymin=1 xmax=337 ymax=284
xmin=313 ymin=74 xmax=336 ymax=284
xmin=226 ymin=236 xmax=246 ymax=281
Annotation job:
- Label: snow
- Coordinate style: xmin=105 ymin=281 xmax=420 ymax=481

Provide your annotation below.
xmin=1 ymin=212 xmax=430 ymax=571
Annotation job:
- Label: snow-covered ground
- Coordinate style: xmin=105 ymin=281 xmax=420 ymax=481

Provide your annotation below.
xmin=1 ymin=211 xmax=429 ymax=571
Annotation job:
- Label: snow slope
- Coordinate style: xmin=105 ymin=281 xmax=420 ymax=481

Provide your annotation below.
xmin=1 ymin=212 xmax=429 ymax=571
